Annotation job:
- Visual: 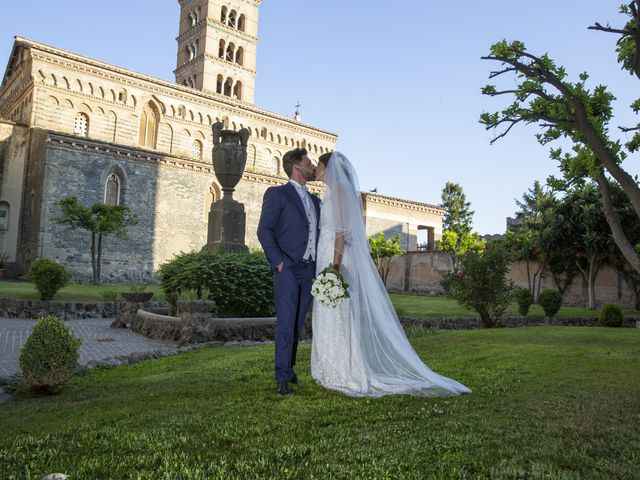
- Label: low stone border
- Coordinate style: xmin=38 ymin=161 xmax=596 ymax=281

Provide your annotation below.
xmin=0 ymin=298 xmax=168 ymax=320
xmin=398 ymin=316 xmax=640 ymax=330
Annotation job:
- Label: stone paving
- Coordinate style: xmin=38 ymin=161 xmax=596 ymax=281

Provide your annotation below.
xmin=0 ymin=317 xmax=180 ymax=383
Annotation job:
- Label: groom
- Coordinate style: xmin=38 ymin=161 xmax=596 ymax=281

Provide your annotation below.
xmin=257 ymin=148 xmax=321 ymax=396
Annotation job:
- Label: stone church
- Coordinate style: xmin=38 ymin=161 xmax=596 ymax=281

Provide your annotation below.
xmin=0 ymin=0 xmax=444 ymax=283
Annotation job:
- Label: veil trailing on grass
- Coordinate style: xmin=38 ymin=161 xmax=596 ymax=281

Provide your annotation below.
xmin=319 ymin=152 xmax=471 ymax=396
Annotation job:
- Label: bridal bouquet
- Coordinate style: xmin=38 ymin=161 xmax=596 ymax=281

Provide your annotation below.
xmin=311 ymin=265 xmax=350 ymax=308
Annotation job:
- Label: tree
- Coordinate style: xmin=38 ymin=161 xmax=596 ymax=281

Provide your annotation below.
xmin=441 ymin=244 xmax=514 ymax=328
xmin=441 ymin=182 xmax=474 ymax=234
xmin=369 ymin=233 xmax=403 ymax=287
xmin=480 ymin=2 xmax=640 ymax=273
xmin=55 ymin=197 xmax=138 ymax=285
xmin=437 ymin=182 xmax=484 ymax=270
xmin=435 ymin=230 xmax=486 ymax=272
xmin=555 ymin=184 xmax=617 ymax=309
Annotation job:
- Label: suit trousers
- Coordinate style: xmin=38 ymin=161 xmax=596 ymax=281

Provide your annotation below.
xmin=273 ymin=260 xmax=315 ymax=382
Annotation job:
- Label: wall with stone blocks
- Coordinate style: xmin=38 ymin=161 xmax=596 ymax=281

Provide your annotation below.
xmin=386 ymin=252 xmax=639 ymax=309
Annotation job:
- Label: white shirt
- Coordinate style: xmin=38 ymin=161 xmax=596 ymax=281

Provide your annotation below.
xmin=289 ymin=179 xmax=317 ymax=261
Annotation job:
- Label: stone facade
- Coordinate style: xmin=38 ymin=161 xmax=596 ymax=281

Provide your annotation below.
xmin=0 ymin=1 xmax=445 ymax=282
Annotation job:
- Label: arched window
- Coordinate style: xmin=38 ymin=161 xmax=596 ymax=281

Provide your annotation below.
xmin=226 ymin=43 xmax=235 ymax=62
xmin=192 ymin=140 xmax=203 ymax=160
xmin=271 ymin=157 xmax=280 ymax=176
xmin=216 ymin=75 xmax=224 ymax=94
xmin=236 ymin=46 xmax=244 ymax=66
xmin=218 ymin=39 xmax=226 ymax=58
xmin=233 ymin=81 xmax=243 ymax=100
xmin=73 ymin=112 xmax=89 ymax=137
xmin=220 ymin=6 xmax=228 ymax=23
xmin=139 ymin=103 xmax=159 ymax=148
xmin=224 ymin=77 xmax=233 ymax=97
xmin=228 ymin=10 xmax=237 ymax=28
xmin=104 ymin=174 xmax=120 ymax=206
xmin=238 ymin=14 xmax=246 ymax=32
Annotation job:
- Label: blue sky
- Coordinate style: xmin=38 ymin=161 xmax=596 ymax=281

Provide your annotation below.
xmin=1 ymin=1 xmax=638 ymax=234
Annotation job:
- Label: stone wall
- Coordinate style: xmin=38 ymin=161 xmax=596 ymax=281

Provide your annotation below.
xmin=386 ymin=252 xmax=639 ymax=309
xmin=17 ymin=131 xmax=284 ymax=282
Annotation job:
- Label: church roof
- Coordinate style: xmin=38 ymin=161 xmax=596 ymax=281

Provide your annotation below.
xmin=3 ymin=36 xmax=338 ymax=139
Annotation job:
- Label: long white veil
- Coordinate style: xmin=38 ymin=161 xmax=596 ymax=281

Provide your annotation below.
xmin=321 ymin=152 xmax=471 ymax=396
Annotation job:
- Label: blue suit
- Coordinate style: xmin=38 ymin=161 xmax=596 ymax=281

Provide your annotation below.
xmin=257 ymin=182 xmax=321 ymax=382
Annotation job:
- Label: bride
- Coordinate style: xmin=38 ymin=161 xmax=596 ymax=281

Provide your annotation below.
xmin=311 ymin=152 xmax=471 ymax=397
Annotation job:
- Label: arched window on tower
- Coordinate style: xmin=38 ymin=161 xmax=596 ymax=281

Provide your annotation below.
xmin=218 ymin=39 xmax=225 ymax=59
xmin=238 ymin=14 xmax=246 ymax=32
xmin=139 ymin=103 xmax=159 ymax=148
xmin=216 ymin=75 xmax=224 ymax=94
xmin=224 ymin=77 xmax=233 ymax=97
xmin=236 ymin=46 xmax=244 ymax=66
xmin=104 ymin=173 xmax=121 ymax=206
xmin=226 ymin=43 xmax=235 ymax=62
xmin=220 ymin=6 xmax=228 ymax=23
xmin=233 ymin=81 xmax=243 ymax=100
xmin=228 ymin=10 xmax=237 ymax=28
xmin=73 ymin=112 xmax=89 ymax=137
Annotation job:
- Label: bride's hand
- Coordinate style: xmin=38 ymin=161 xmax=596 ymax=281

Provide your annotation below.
xmin=333 ymin=263 xmax=341 ymax=272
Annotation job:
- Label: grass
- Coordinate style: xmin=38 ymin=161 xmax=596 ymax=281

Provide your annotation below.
xmin=1 ymin=327 xmax=639 ymax=479
xmin=0 ymin=280 xmax=163 ymax=302
xmin=389 ymin=292 xmax=639 ymax=319
xmin=2 ymin=281 xmax=636 ymax=319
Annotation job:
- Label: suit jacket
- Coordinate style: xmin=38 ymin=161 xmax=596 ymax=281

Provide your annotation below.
xmin=257 ymin=182 xmax=321 ymax=270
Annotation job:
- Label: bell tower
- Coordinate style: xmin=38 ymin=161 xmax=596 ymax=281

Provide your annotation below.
xmin=175 ymin=0 xmax=260 ymax=104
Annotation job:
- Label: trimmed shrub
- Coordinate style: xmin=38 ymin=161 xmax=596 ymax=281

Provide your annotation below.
xmin=514 ymin=287 xmax=533 ymax=316
xmin=156 ymin=249 xmax=275 ymax=317
xmin=19 ymin=315 xmax=81 ymax=391
xmin=599 ymin=303 xmax=624 ymax=327
xmin=537 ymin=289 xmax=562 ymax=317
xmin=28 ymin=258 xmax=71 ymax=300
xmin=441 ymin=244 xmax=514 ymax=328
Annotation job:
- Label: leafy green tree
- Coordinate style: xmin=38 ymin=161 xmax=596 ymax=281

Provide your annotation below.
xmin=441 ymin=244 xmax=514 ymax=328
xmin=441 ymin=182 xmax=474 ymax=234
xmin=55 ymin=197 xmax=138 ymax=285
xmin=480 ymin=2 xmax=640 ymax=273
xmin=368 ymin=233 xmax=403 ymax=287
xmin=435 ymin=230 xmax=486 ymax=272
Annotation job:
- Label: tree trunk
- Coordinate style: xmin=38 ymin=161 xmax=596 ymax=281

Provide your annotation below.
xmin=525 ymin=258 xmax=532 ymax=294
xmin=595 ymin=171 xmax=640 ymax=273
xmin=587 ymin=256 xmax=601 ymax=310
xmin=90 ymin=232 xmax=97 ymax=285
xmin=97 ymin=234 xmax=103 ymax=285
xmin=532 ymin=262 xmax=545 ymax=301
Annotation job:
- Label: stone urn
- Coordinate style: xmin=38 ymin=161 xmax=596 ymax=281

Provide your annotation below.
xmin=211 ymin=122 xmax=250 ymax=198
xmin=206 ymin=122 xmax=250 ymax=252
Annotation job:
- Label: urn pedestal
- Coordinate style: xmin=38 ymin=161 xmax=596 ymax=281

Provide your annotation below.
xmin=206 ymin=122 xmax=250 ymax=252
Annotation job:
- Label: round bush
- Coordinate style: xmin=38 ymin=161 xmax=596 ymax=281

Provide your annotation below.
xmin=29 ymin=258 xmax=71 ymax=300
xmin=599 ymin=303 xmax=624 ymax=327
xmin=513 ymin=287 xmax=532 ymax=316
xmin=19 ymin=315 xmax=81 ymax=391
xmin=537 ymin=288 xmax=562 ymax=317
xmin=156 ymin=249 xmax=275 ymax=317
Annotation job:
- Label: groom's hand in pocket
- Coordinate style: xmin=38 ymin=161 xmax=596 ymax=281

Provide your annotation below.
xmin=276 ymin=262 xmax=283 ymax=273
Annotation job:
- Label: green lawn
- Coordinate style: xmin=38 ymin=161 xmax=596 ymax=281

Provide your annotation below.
xmin=0 ymin=280 xmax=163 ymax=302
xmin=389 ymin=292 xmax=637 ymax=319
xmin=1 ymin=327 xmax=638 ymax=479
xmin=2 ymin=280 xmax=636 ymax=319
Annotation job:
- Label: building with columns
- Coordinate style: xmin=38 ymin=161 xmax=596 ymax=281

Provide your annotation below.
xmin=0 ymin=0 xmax=444 ymax=282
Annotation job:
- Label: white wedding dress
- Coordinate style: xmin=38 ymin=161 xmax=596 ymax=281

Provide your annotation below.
xmin=311 ymin=153 xmax=471 ymax=397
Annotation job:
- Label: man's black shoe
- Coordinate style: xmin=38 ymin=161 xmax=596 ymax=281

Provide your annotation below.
xmin=277 ymin=381 xmax=291 ymax=396
xmin=290 ymin=372 xmax=298 ymax=384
